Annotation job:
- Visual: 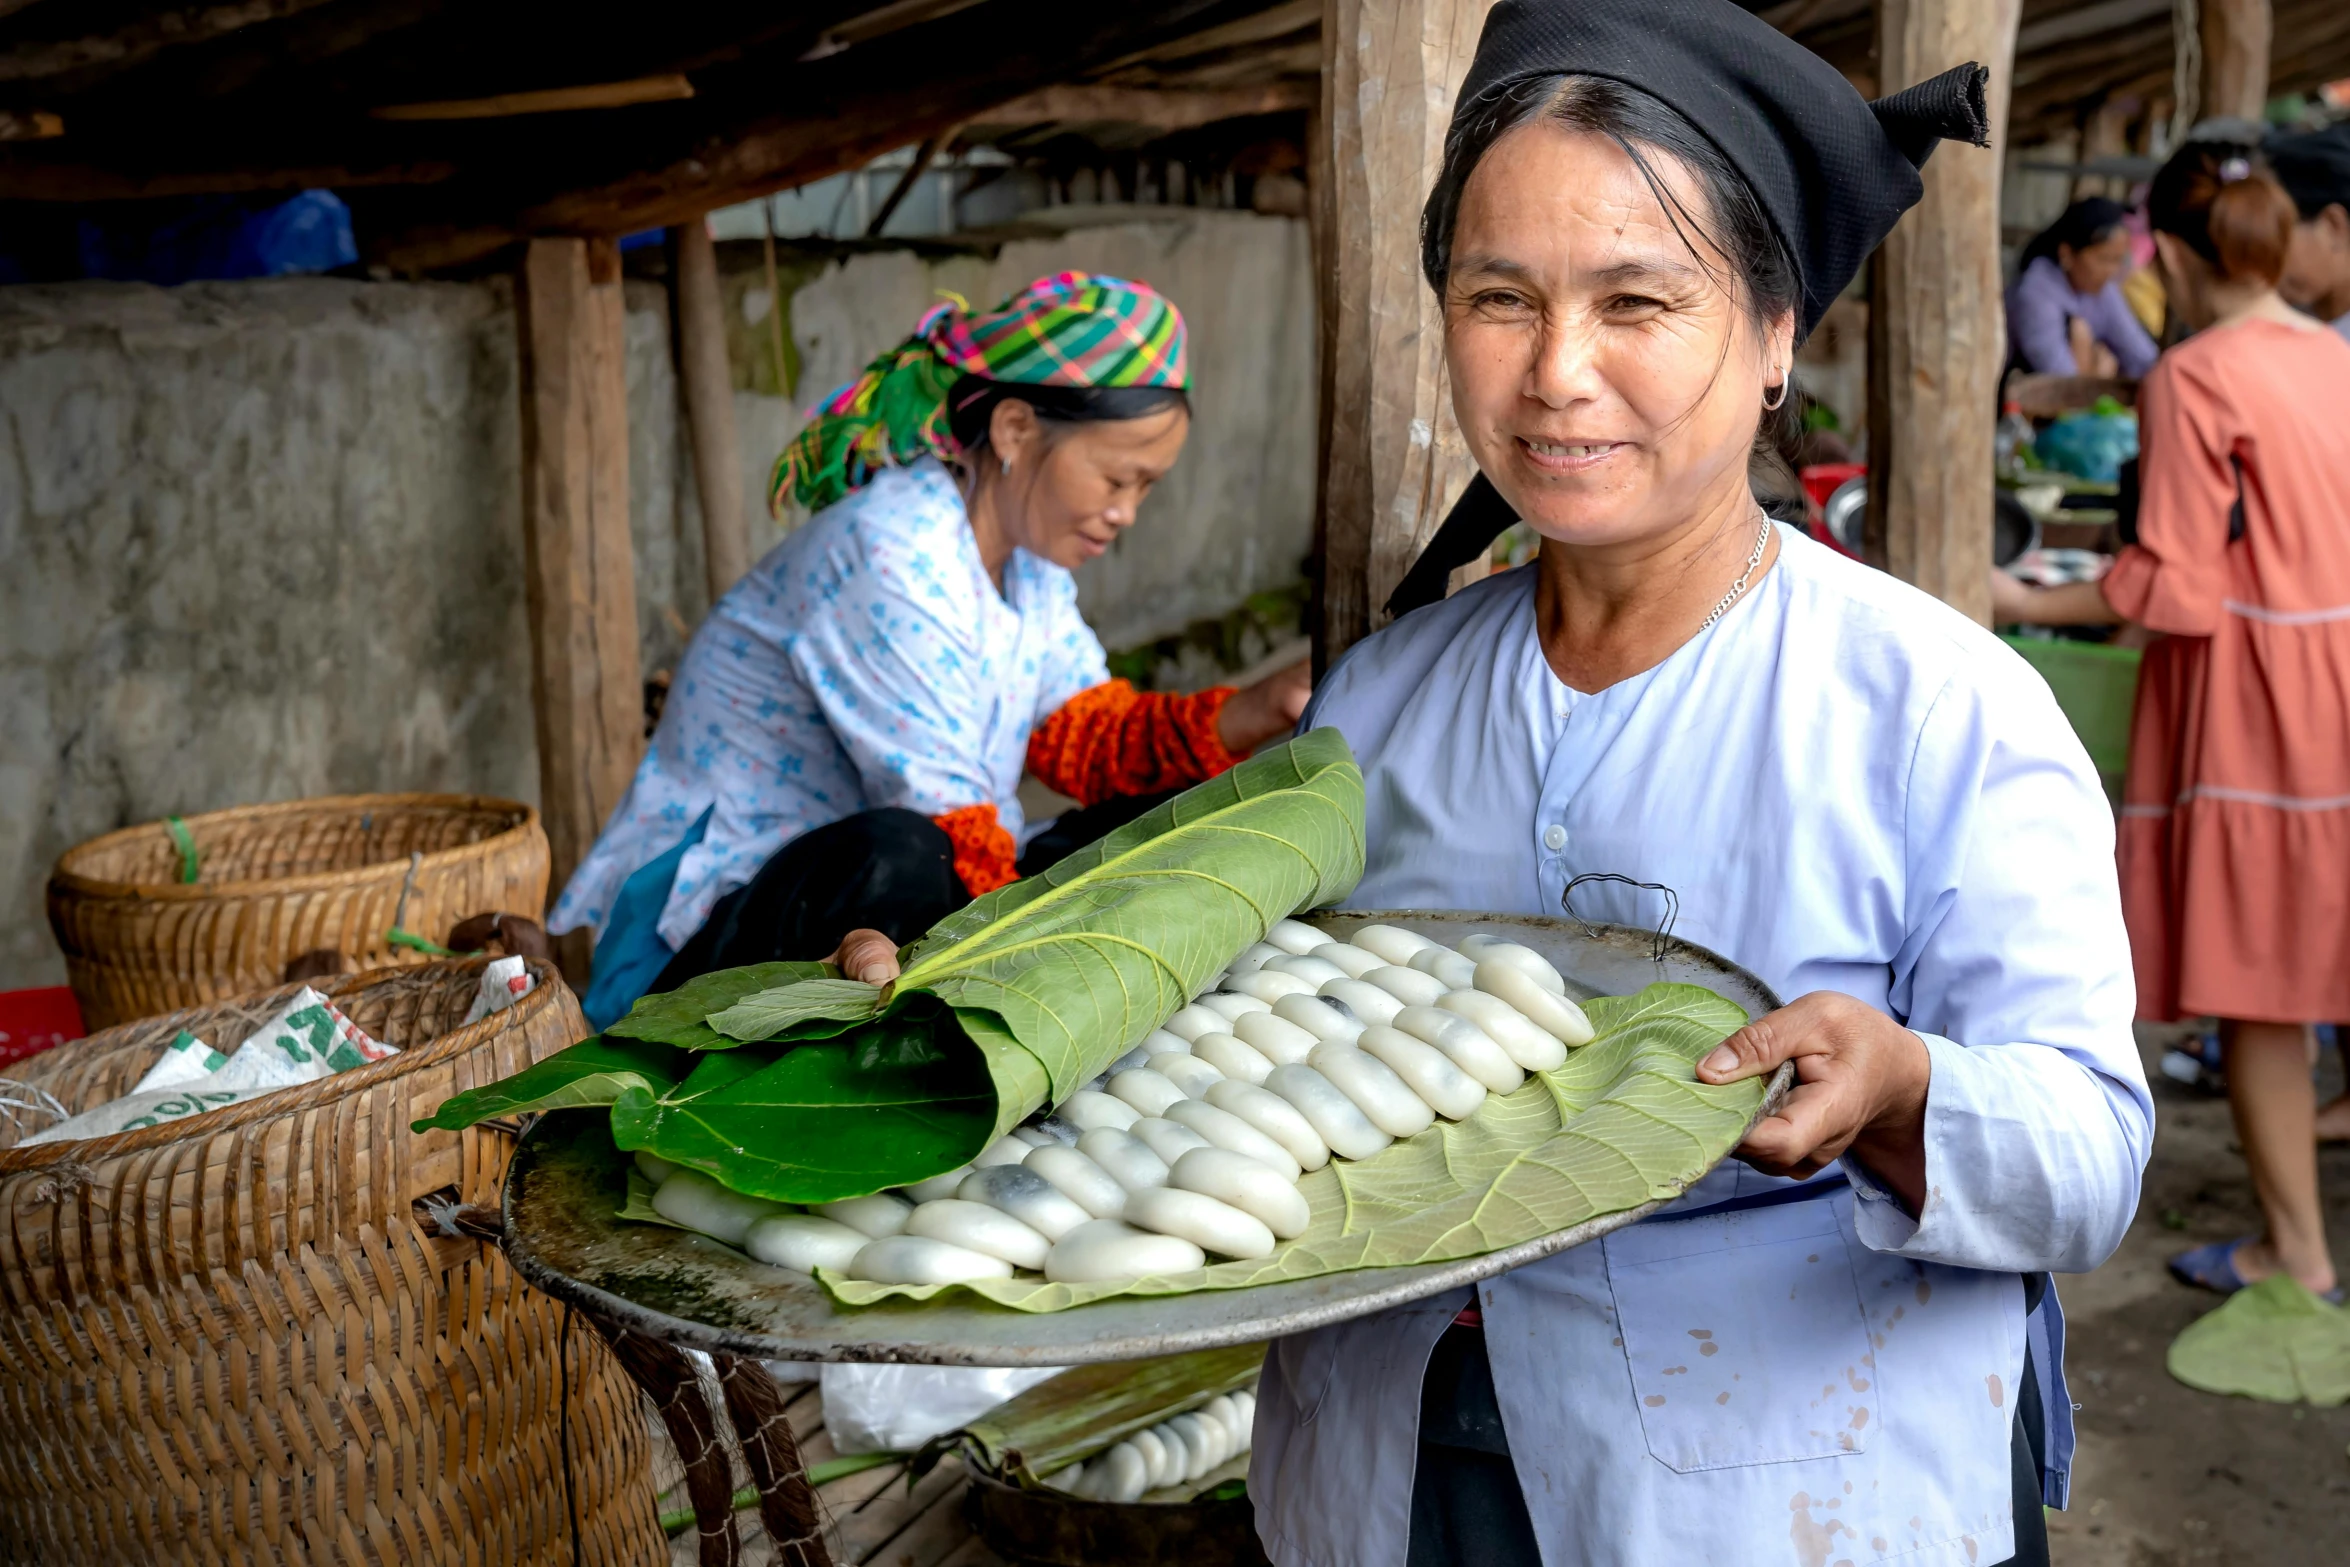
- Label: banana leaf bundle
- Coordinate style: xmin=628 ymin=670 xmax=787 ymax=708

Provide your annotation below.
xmin=920 ymin=1344 xmax=1267 ymax=1487
xmin=416 ymin=731 xmax=1368 ymax=1204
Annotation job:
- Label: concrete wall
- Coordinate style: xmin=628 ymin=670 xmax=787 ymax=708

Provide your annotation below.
xmin=0 ymin=277 xmax=715 ymax=989
xmin=0 ymin=212 xmax=1316 ymax=990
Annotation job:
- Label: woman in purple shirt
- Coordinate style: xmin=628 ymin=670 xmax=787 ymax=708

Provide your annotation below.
xmin=2007 ymin=197 xmax=2162 ymax=377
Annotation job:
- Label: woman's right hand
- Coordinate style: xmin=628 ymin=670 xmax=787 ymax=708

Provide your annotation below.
xmin=828 ymin=928 xmax=903 ymax=985
xmin=1988 ymin=569 xmax=2125 ymax=628
xmin=1989 ymin=566 xmax=2038 ymax=623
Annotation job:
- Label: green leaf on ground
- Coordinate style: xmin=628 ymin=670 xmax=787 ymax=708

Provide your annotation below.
xmin=412 ymin=1035 xmax=688 ymax=1132
xmin=609 ymin=961 xmax=832 ymax=1050
xmin=612 ymin=1006 xmax=996 ymax=1203
xmin=820 ymin=983 xmax=1761 ymax=1310
xmin=2168 ymin=1274 xmax=2350 ymax=1406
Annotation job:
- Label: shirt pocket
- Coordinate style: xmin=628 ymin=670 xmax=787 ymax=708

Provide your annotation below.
xmin=1269 ymin=1327 xmax=1341 ymax=1425
xmin=1602 ymin=1197 xmax=1878 ymax=1473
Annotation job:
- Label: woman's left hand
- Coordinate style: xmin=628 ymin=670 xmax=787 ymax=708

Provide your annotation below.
xmin=1694 ymin=991 xmax=1932 ymax=1212
xmin=827 ymin=928 xmax=902 ymax=985
xmin=1216 ymin=659 xmax=1313 ymax=755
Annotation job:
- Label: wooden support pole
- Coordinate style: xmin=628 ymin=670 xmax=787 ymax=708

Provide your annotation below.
xmin=1313 ymin=0 xmax=1494 ymax=670
xmin=672 ymin=220 xmax=751 ymax=603
xmin=2198 ymin=0 xmax=2272 ymax=124
xmin=2075 ymin=93 xmax=2138 ymax=200
xmin=516 ymin=236 xmax=645 ymax=952
xmin=1865 ymin=0 xmax=2021 ymax=627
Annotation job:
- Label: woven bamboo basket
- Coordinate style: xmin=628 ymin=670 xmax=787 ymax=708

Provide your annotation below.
xmin=47 ymin=794 xmax=550 ymax=1029
xmin=0 ymin=959 xmax=663 ymax=1566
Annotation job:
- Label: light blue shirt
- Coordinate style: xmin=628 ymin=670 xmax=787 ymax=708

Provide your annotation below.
xmin=550 ymin=459 xmax=1108 ymax=950
xmin=1250 ymin=529 xmax=2151 ymax=1567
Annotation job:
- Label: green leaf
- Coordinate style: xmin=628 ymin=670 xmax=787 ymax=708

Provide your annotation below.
xmin=666 ymin=1043 xmax=789 ymax=1101
xmin=443 ymin=732 xmax=1365 ymax=1201
xmin=618 ymin=1165 xmax=689 ymax=1229
xmin=610 ymin=961 xmax=831 ymax=1050
xmin=820 ymin=984 xmax=1763 ymax=1310
xmin=936 ymin=1345 xmax=1266 ymax=1481
xmin=896 ymin=729 xmax=1364 ymax=1135
xmin=411 ymin=1035 xmax=688 ymax=1132
xmin=613 ymin=1008 xmax=996 ymax=1203
xmin=2168 ymin=1275 xmax=2350 ymax=1406
xmin=707 ymin=976 xmax=887 ymax=1042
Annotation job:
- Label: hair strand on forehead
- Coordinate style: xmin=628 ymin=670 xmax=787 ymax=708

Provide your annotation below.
xmin=1422 ymin=72 xmax=1808 ymax=505
xmin=1424 ymin=74 xmax=1801 ymax=344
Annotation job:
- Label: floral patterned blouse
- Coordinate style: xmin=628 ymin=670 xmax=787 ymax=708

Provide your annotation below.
xmin=549 ymin=458 xmax=1108 ymax=950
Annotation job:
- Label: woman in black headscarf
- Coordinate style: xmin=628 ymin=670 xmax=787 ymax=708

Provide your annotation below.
xmin=2269 ymin=122 xmax=2350 ymax=338
xmin=1237 ymin=5 xmax=2148 ymax=1566
xmin=828 ymin=4 xmax=2142 ymax=1561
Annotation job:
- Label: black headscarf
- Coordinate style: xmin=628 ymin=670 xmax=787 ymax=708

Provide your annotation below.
xmin=2267 ymin=123 xmax=2350 ymax=220
xmin=1388 ymin=0 xmax=1990 ymax=619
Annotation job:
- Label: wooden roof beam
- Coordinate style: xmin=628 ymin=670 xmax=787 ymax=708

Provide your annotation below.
xmin=363 ymin=0 xmax=1274 ymax=272
xmin=0 ymin=0 xmax=346 ymax=87
xmin=974 ymin=82 xmax=1315 ymax=131
xmin=371 ymin=74 xmax=695 ymax=122
xmin=0 ymin=152 xmax=455 ymax=202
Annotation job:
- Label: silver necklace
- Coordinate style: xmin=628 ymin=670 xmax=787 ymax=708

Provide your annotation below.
xmin=1695 ymin=507 xmax=1774 ymax=633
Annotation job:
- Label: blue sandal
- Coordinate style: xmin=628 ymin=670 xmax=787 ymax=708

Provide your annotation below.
xmin=2168 ymin=1238 xmax=2252 ymax=1294
xmin=2170 ymin=1238 xmax=2345 ymax=1304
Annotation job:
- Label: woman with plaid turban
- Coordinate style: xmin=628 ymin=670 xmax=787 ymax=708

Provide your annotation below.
xmin=550 ymin=272 xmax=1310 ymax=1027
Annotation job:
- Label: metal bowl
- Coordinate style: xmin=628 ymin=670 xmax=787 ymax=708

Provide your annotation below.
xmin=499 ymin=913 xmax=1788 ymax=1367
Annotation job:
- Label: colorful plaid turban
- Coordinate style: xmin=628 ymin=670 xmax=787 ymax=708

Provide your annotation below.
xmin=770 ymin=270 xmax=1190 ymax=515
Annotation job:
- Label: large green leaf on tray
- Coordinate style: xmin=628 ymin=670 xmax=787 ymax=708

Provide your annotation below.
xmin=819 ymin=983 xmax=1761 ymax=1311
xmin=411 ymin=1035 xmax=690 ymax=1132
xmin=707 ymin=728 xmax=1365 ymax=1145
xmin=420 ymin=731 xmax=1365 ymax=1204
xmin=610 ymin=1002 xmax=998 ymax=1203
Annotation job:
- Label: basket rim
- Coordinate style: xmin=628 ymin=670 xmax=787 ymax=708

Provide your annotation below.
xmin=0 ymin=955 xmax=566 ymax=1174
xmin=48 ymin=792 xmax=543 ymax=903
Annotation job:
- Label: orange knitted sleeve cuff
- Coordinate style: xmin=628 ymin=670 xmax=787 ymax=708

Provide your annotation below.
xmin=932 ymin=803 xmax=1019 ymax=897
xmin=1025 ymin=679 xmax=1243 ymax=808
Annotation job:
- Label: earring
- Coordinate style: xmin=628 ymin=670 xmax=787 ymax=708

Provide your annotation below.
xmin=1761 ymin=376 xmax=1789 ymax=411
xmin=1000 ymin=454 xmax=1012 ymax=475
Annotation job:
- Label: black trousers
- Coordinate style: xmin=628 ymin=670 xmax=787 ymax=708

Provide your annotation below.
xmin=648 ymin=792 xmax=1178 ymax=993
xmin=1404 ymin=1322 xmax=2051 ymax=1567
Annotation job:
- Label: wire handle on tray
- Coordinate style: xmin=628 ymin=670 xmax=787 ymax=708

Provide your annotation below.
xmin=1560 ymin=872 xmax=1680 ymax=964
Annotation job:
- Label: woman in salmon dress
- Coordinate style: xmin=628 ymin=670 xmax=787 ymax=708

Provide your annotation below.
xmin=1997 ymin=142 xmax=2350 ymax=1300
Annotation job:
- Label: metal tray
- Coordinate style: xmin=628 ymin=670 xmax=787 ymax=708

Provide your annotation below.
xmin=500 ymin=913 xmax=1789 ymax=1366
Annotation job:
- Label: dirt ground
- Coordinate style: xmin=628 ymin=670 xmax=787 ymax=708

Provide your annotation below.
xmin=2049 ymin=1026 xmax=2350 ymax=1566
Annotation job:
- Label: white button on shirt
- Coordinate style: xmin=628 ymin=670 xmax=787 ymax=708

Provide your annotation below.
xmin=1249 ymin=529 xmax=2151 ymax=1567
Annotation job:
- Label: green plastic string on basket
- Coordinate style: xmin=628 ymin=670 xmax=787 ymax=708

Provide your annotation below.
xmin=387 ymin=928 xmax=475 ymax=959
xmin=382 ymin=848 xmax=482 ymax=959
xmin=163 ymin=816 xmax=201 ymax=884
